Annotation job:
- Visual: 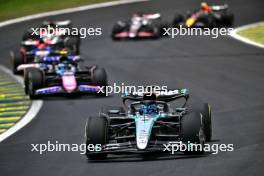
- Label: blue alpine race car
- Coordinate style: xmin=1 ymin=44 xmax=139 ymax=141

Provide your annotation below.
xmin=21 ymin=55 xmax=107 ymax=99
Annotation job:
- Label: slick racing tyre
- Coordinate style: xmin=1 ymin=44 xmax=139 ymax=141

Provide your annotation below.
xmin=199 ymin=14 xmax=216 ymax=28
xmin=181 ymin=111 xmax=205 ymax=154
xmin=24 ymin=68 xmax=31 ymax=95
xmin=111 ymin=23 xmax=124 ymax=40
xmin=26 ymin=68 xmax=44 ymax=99
xmin=22 ymin=29 xmax=40 ymax=41
xmin=201 ymin=103 xmax=212 ymax=142
xmin=157 ymin=21 xmax=170 ymax=37
xmin=91 ymin=67 xmax=108 ymax=96
xmin=85 ymin=116 xmax=108 ymax=160
xmin=11 ymin=51 xmax=24 ymax=75
xmin=173 ymin=14 xmax=184 ymax=27
xmin=64 ymin=36 xmax=80 ymax=55
xmin=206 ymin=15 xmax=217 ymax=28
xmin=222 ymin=12 xmax=234 ymax=27
xmin=187 ymin=101 xmax=213 ymax=142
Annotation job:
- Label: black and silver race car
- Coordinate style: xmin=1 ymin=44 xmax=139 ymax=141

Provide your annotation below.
xmin=84 ymin=89 xmax=212 ymax=160
xmin=173 ymin=3 xmax=234 ymax=28
xmin=112 ymin=13 xmax=169 ymax=40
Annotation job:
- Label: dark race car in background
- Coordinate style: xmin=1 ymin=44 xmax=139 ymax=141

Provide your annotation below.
xmin=173 ymin=3 xmax=234 ymax=28
xmin=112 ymin=13 xmax=169 ymax=40
xmin=10 ymin=20 xmax=81 ymax=74
xmin=84 ymin=89 xmax=212 ymax=160
xmin=21 ymin=55 xmax=107 ymax=99
xmin=23 ymin=20 xmax=80 ymax=51
xmin=11 ymin=41 xmax=71 ymax=74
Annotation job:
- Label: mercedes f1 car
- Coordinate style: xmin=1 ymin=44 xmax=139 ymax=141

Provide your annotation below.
xmin=21 ymin=55 xmax=107 ymax=99
xmin=85 ymin=89 xmax=212 ymax=160
xmin=173 ymin=3 xmax=234 ymax=28
xmin=111 ymin=13 xmax=169 ymax=40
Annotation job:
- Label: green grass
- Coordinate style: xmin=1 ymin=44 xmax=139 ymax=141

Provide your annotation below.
xmin=0 ymin=0 xmax=115 ymax=21
xmin=238 ymin=23 xmax=264 ymax=45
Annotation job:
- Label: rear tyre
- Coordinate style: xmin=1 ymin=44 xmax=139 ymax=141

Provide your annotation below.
xmin=27 ymin=68 xmax=44 ymax=99
xmin=85 ymin=116 xmax=108 ymax=160
xmin=204 ymin=15 xmax=217 ymax=28
xmin=11 ymin=51 xmax=24 ymax=74
xmin=111 ymin=23 xmax=124 ymax=40
xmin=173 ymin=14 xmax=184 ymax=27
xmin=22 ymin=29 xmax=40 ymax=41
xmin=24 ymin=68 xmax=31 ymax=95
xmin=202 ymin=103 xmax=212 ymax=142
xmin=222 ymin=12 xmax=234 ymax=27
xmin=91 ymin=67 xmax=108 ymax=96
xmin=181 ymin=111 xmax=205 ymax=154
xmin=157 ymin=21 xmax=170 ymax=37
xmin=64 ymin=37 xmax=80 ymax=55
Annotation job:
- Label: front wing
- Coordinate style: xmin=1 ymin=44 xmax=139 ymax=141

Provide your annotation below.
xmin=87 ymin=141 xmax=183 ymax=155
xmin=35 ymin=85 xmax=100 ymax=95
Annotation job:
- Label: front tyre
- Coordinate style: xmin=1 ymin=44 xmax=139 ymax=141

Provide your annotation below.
xmin=10 ymin=51 xmax=24 ymax=75
xmin=91 ymin=67 xmax=108 ymax=96
xmin=202 ymin=103 xmax=212 ymax=142
xmin=85 ymin=116 xmax=108 ymax=160
xmin=181 ymin=111 xmax=205 ymax=154
xmin=222 ymin=12 xmax=234 ymax=27
xmin=26 ymin=68 xmax=44 ymax=99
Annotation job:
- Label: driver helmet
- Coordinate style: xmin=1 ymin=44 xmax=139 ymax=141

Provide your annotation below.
xmin=37 ymin=39 xmax=46 ymax=49
xmin=140 ymin=93 xmax=158 ymax=115
xmin=132 ymin=14 xmax=141 ymax=22
xmin=57 ymin=63 xmax=65 ymax=73
xmin=201 ymin=2 xmax=211 ymax=12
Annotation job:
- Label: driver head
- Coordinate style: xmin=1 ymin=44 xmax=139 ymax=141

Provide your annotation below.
xmin=37 ymin=40 xmax=46 ymax=49
xmin=201 ymin=2 xmax=210 ymax=11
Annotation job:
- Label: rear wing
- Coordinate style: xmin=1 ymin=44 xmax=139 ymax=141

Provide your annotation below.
xmin=142 ymin=13 xmax=161 ymax=20
xmin=42 ymin=20 xmax=72 ymax=27
xmin=122 ymin=88 xmax=189 ymax=103
xmin=41 ymin=55 xmax=81 ymax=63
xmin=212 ymin=4 xmax=229 ymax=11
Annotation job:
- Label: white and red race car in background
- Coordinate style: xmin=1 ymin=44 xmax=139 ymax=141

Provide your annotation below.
xmin=111 ymin=13 xmax=169 ymax=40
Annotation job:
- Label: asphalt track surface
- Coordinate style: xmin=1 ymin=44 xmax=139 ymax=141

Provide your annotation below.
xmin=0 ymin=0 xmax=264 ymax=176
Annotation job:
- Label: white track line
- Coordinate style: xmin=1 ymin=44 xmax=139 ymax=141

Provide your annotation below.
xmin=0 ymin=65 xmax=43 ymax=143
xmin=0 ymin=0 xmax=148 ymax=142
xmin=0 ymin=0 xmax=148 ymax=28
xmin=230 ymin=22 xmax=264 ymax=49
